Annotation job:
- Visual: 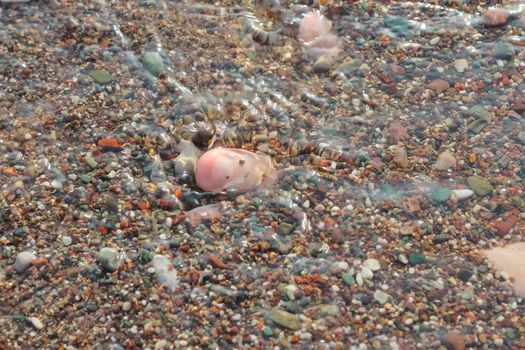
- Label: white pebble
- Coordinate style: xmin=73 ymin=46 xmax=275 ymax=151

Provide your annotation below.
xmin=29 ymin=317 xmax=44 ymax=330
xmin=14 ymin=251 xmax=36 ymax=273
xmin=62 ymin=236 xmax=72 ymax=246
xmin=451 ymin=189 xmax=474 ymax=201
xmin=364 ymin=258 xmax=381 ymax=271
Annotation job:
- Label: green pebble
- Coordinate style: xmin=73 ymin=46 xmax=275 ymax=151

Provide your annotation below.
xmin=143 ymin=52 xmax=165 ymax=76
xmin=467 ymin=176 xmax=494 ymax=196
xmin=342 ymin=271 xmax=355 ymax=285
xmin=138 ymin=249 xmax=154 ymax=264
xmin=494 ymin=43 xmax=515 ymax=60
xmin=88 ymin=69 xmax=112 ymax=84
xmin=408 ymin=252 xmax=426 ymax=265
xmin=467 ymin=119 xmax=488 ymax=134
xmin=432 ymin=188 xmax=451 ymax=202
xmin=276 ymin=222 xmax=294 ymax=235
xmin=263 ymin=326 xmax=274 ymax=337
xmin=81 ymin=174 xmax=91 ymax=183
xmin=86 ymin=155 xmax=97 ymax=168
xmin=468 ymin=105 xmax=491 ymax=121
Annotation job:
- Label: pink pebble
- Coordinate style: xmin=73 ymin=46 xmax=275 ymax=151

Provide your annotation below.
xmin=194 ymin=147 xmax=275 ymax=193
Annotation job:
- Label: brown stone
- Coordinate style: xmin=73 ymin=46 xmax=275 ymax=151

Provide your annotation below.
xmin=31 ymin=256 xmax=48 ymax=268
xmin=493 ymin=214 xmax=519 ymax=237
xmin=441 ymin=332 xmax=466 ymax=350
xmin=483 ymin=9 xmax=509 ymax=27
xmin=427 ymin=79 xmax=450 ymax=91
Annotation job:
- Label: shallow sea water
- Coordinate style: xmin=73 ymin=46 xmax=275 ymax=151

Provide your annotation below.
xmin=0 ymin=0 xmax=524 ymax=349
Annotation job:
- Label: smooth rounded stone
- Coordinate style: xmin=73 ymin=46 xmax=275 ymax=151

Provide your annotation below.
xmin=361 ymin=266 xmax=374 ymax=279
xmin=88 ymin=69 xmax=112 ymax=84
xmin=373 ymin=289 xmax=390 ymax=305
xmin=494 ymin=43 xmax=515 ymax=60
xmin=440 ymin=331 xmax=466 ymax=350
xmin=262 ymin=326 xmax=274 ymax=337
xmin=313 ymin=58 xmax=331 ymax=74
xmin=408 ymin=252 xmax=426 ymax=265
xmin=453 ymin=59 xmax=468 ymax=73
xmin=98 ymin=247 xmax=122 ymax=272
xmin=427 ymin=79 xmax=450 ymax=91
xmin=483 ymin=8 xmax=509 ymax=27
xmin=342 ymin=271 xmax=355 ymax=285
xmin=434 ymin=151 xmax=456 ymax=171
xmin=364 ymin=258 xmax=381 ymax=272
xmin=434 ymin=234 xmax=452 ymax=243
xmin=14 ymin=251 xmax=36 ymax=273
xmin=122 ymin=302 xmax=131 ymax=312
xmin=468 ymin=105 xmax=491 ymax=121
xmin=29 ymin=317 xmax=44 ymax=330
xmin=451 ymin=189 xmax=473 ymax=200
xmin=467 ymin=176 xmax=494 ymax=196
xmin=51 ymin=180 xmax=63 ymax=190
xmin=432 ymin=188 xmax=451 ymax=202
xmin=143 ymin=52 xmax=165 ymax=76
xmin=430 ymin=37 xmax=440 ymax=45
xmin=269 ymin=308 xmax=302 ymax=330
xmin=467 ymin=119 xmax=488 ymax=134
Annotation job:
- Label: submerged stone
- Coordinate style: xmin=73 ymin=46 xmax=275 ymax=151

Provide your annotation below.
xmin=269 ymin=308 xmax=302 ymax=330
xmin=88 ymin=69 xmax=112 ymax=84
xmin=143 ymin=52 xmax=165 ymax=76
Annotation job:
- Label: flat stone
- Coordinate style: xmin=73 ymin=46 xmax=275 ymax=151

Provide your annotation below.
xmin=467 ymin=176 xmax=494 ymax=196
xmin=88 ymin=69 xmax=112 ymax=84
xmin=432 ymin=188 xmax=451 ymax=202
xmin=441 ymin=332 xmax=466 ymax=350
xmin=270 ymin=308 xmax=302 ymax=330
xmin=14 ymin=251 xmax=36 ymax=273
xmin=451 ymin=189 xmax=474 ymax=200
xmin=453 ymin=59 xmax=468 ymax=73
xmin=364 ymin=258 xmax=381 ymax=271
xmin=434 ymin=151 xmax=456 ymax=171
xmin=373 ymin=289 xmax=390 ymax=305
xmin=483 ymin=9 xmax=510 ymax=27
xmin=468 ymin=105 xmax=491 ymax=121
xmin=427 ymin=79 xmax=450 ymax=91
xmin=467 ymin=119 xmax=488 ymax=134
xmin=495 ymin=43 xmax=515 ymax=60
xmin=409 ymin=251 xmax=426 ymax=265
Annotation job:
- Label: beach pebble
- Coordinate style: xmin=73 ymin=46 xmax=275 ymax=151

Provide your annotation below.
xmin=98 ymin=247 xmax=122 ymax=272
xmin=29 ymin=317 xmax=44 ymax=330
xmin=269 ymin=308 xmax=302 ymax=330
xmin=453 ymin=59 xmax=468 ymax=73
xmin=440 ymin=331 xmax=466 ymax=350
xmin=434 ymin=151 xmax=456 ymax=171
xmin=14 ymin=251 xmax=36 ymax=273
xmin=427 ymin=79 xmax=450 ymax=91
xmin=451 ymin=189 xmax=474 ymax=200
xmin=364 ymin=258 xmax=381 ymax=271
xmin=143 ymin=52 xmax=164 ymax=76
xmin=482 ymin=9 xmax=509 ymax=26
xmin=467 ymin=176 xmax=494 ymax=196
xmin=373 ymin=290 xmax=390 ymax=305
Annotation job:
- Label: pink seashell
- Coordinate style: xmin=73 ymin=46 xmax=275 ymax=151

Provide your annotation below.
xmin=298 ymin=12 xmax=332 ymax=43
xmin=194 ymin=147 xmax=275 ymax=193
xmin=484 ymin=242 xmax=525 ymax=297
